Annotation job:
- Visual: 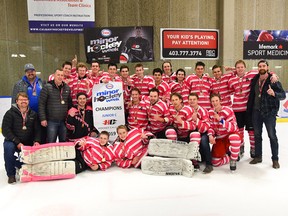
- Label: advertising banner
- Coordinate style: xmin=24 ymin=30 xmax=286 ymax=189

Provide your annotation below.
xmin=27 ymin=0 xmax=95 ymax=33
xmin=160 ymin=28 xmax=219 ymax=59
xmin=243 ymin=30 xmax=288 ymax=59
xmin=278 ymin=93 xmax=288 ymax=118
xmin=92 ymin=82 xmax=125 ymax=142
xmin=84 ymin=26 xmax=154 ymax=64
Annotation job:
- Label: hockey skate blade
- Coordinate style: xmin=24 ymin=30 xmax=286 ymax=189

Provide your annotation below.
xmin=19 ymin=161 xmax=76 ymax=182
xmin=148 ymin=139 xmax=200 ymax=160
xmin=141 ymin=156 xmax=194 ymax=177
xmin=21 ymin=142 xmax=76 ymax=164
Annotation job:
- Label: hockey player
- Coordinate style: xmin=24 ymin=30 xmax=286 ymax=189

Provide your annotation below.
xmin=113 ymin=125 xmax=154 ymax=168
xmin=208 ymin=93 xmax=241 ymax=171
xmin=75 ymin=131 xmax=115 ymax=171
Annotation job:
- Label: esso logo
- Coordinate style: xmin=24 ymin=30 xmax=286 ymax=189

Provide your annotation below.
xmin=106 ymin=83 xmax=114 ymax=89
xmin=101 ymin=29 xmax=111 ymax=37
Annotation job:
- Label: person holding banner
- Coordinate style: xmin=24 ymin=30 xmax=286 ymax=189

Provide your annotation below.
xmin=127 ymin=88 xmax=148 ymax=130
xmin=70 ymin=62 xmax=93 ymax=106
xmin=145 ymin=88 xmax=170 ymax=138
xmin=75 ymin=131 xmax=115 ymax=171
xmin=113 ymin=125 xmax=154 ymax=168
xmin=131 ymin=63 xmax=154 ymax=96
xmin=66 ymin=92 xmax=98 ymax=141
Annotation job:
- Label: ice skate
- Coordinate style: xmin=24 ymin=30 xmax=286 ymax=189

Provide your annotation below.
xmin=21 ymin=142 xmax=76 ymax=164
xmin=148 ymin=139 xmax=201 ymax=160
xmin=141 ymin=156 xmax=194 ymax=177
xmin=19 ymin=161 xmax=76 ymax=182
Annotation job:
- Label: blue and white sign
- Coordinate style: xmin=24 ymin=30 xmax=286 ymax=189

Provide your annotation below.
xmin=27 ymin=0 xmax=95 ymax=33
xmin=92 ymin=82 xmax=125 ymax=141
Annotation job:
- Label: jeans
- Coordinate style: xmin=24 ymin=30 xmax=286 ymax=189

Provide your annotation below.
xmin=3 ymin=140 xmax=22 ymax=177
xmin=252 ymin=109 xmax=279 ymax=161
xmin=199 ymin=133 xmax=212 ymax=165
xmin=47 ymin=120 xmax=67 ymax=143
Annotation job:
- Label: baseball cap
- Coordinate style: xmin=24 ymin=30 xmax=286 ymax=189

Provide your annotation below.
xmin=24 ymin=63 xmax=35 ymax=72
xmin=257 ymin=59 xmax=269 ymax=66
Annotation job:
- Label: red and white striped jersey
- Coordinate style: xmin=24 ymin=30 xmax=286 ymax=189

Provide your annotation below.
xmin=143 ymin=97 xmax=170 ymax=134
xmin=113 ymin=128 xmax=148 ymax=168
xmin=120 ymin=77 xmax=134 ymax=111
xmin=211 ymin=72 xmax=234 ymax=107
xmin=162 ymin=72 xmax=176 ymax=84
xmin=185 ymin=74 xmax=212 ymax=110
xmin=169 ymin=81 xmax=190 ymax=105
xmin=70 ymin=76 xmax=94 ymax=106
xmin=148 ymin=80 xmax=171 ymax=103
xmin=168 ymin=105 xmax=195 ymax=138
xmin=193 ymin=105 xmax=210 ymax=133
xmin=127 ymin=100 xmax=148 ymax=130
xmin=76 ymin=136 xmax=115 ymax=171
xmin=208 ymin=106 xmax=239 ymax=139
xmin=228 ymin=70 xmax=258 ymax=112
xmin=131 ymin=75 xmax=154 ymax=96
xmin=101 ymin=73 xmax=123 ymax=82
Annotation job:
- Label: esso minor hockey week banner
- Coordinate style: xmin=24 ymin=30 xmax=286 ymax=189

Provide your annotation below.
xmin=84 ymin=26 xmax=154 ymax=64
xmin=92 ymin=82 xmax=125 ymax=142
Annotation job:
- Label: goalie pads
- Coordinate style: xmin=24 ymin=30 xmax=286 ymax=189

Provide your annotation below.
xmin=148 ymin=139 xmax=201 ymax=161
xmin=19 ymin=161 xmax=76 ymax=182
xmin=20 ymin=142 xmax=76 ymax=164
xmin=141 ymin=156 xmax=194 ymax=178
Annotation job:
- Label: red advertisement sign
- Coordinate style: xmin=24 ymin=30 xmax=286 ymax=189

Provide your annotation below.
xmin=161 ymin=28 xmax=219 ymax=59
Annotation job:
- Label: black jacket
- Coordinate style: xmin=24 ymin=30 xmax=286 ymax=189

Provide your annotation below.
xmin=2 ymin=105 xmax=41 ymax=146
xmin=38 ymin=80 xmax=72 ymax=121
xmin=247 ymin=73 xmax=286 ymax=117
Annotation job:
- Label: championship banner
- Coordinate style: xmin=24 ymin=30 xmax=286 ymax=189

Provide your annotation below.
xmin=84 ymin=26 xmax=154 ymax=64
xmin=243 ymin=30 xmax=288 ymax=59
xmin=92 ymin=82 xmax=125 ymax=142
xmin=160 ymin=28 xmax=219 ymax=59
xmin=27 ymin=0 xmax=95 ymax=33
xmin=278 ymin=93 xmax=288 ymax=118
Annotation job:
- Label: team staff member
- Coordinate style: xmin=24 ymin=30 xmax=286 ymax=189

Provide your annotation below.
xmin=12 ymin=63 xmax=43 ymax=113
xmin=2 ymin=92 xmax=41 ymax=184
xmin=248 ymin=60 xmax=286 ymax=169
xmin=39 ymin=70 xmax=72 ymax=143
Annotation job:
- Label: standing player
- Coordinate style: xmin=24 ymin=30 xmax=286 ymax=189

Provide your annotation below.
xmin=127 ymin=88 xmax=148 ymax=130
xmin=185 ymin=61 xmax=212 ymax=110
xmin=169 ymin=68 xmax=190 ymax=105
xmin=131 ymin=63 xmax=154 ymax=96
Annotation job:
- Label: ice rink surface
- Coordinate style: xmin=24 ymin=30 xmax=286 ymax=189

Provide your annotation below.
xmin=1 ymin=123 xmax=288 ymax=216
